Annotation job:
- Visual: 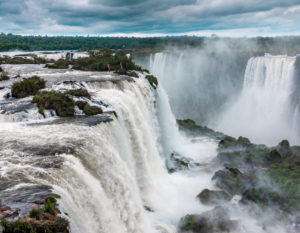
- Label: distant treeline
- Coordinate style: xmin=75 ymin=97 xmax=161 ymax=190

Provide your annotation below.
xmin=0 ymin=33 xmax=206 ymax=51
xmin=1 ymin=33 xmax=300 ymax=54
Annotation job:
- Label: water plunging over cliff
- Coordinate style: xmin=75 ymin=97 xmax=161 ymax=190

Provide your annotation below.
xmin=213 ymin=54 xmax=299 ymax=145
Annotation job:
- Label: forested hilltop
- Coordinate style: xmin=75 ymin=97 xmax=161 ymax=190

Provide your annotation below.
xmin=1 ymin=33 xmax=300 ymax=54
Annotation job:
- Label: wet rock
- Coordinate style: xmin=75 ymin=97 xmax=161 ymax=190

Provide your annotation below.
xmin=65 ymin=88 xmax=91 ymax=99
xmin=177 ymin=119 xmax=224 ymax=139
xmin=265 ymin=149 xmax=282 ymax=162
xmin=127 ymin=71 xmax=139 ymax=78
xmin=166 ymin=152 xmax=199 ymax=173
xmin=1 ymin=196 xmax=69 ymax=233
xmin=0 ymin=206 xmax=19 ymax=219
xmin=197 ymin=189 xmax=231 ymax=205
xmin=75 ymin=100 xmax=87 ymax=110
xmin=83 ymin=104 xmax=103 ymax=116
xmin=179 ymin=206 xmax=238 ymax=233
xmin=212 ymin=168 xmax=251 ymax=195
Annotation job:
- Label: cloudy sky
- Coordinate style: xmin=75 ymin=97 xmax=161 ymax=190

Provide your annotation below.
xmin=0 ymin=0 xmax=300 ymax=37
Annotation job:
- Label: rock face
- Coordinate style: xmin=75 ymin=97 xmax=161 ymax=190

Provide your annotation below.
xmin=179 ymin=207 xmax=238 ymax=233
xmin=83 ymin=104 xmax=103 ymax=116
xmin=197 ymin=189 xmax=231 ymax=205
xmin=212 ymin=168 xmax=251 ymax=195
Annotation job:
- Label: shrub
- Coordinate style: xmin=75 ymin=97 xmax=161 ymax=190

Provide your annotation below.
xmin=145 ymin=75 xmax=158 ymax=88
xmin=12 ymin=76 xmax=46 ymax=98
xmin=46 ymin=59 xmax=69 ymax=69
xmin=29 ymin=208 xmax=43 ymax=220
xmin=32 ymin=91 xmax=75 ymax=117
xmin=44 ymin=196 xmax=57 ymax=214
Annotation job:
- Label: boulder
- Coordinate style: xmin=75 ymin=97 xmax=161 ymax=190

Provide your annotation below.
xmin=179 ymin=206 xmax=238 ymax=233
xmin=197 ymin=189 xmax=231 ymax=205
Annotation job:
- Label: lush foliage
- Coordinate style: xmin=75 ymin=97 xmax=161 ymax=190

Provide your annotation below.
xmin=72 ymin=49 xmax=142 ymax=72
xmin=32 ymin=91 xmax=75 ymax=117
xmin=11 ymin=76 xmax=46 ymax=98
xmin=46 ymin=58 xmax=69 ymax=69
xmin=145 ymin=75 xmax=158 ymax=88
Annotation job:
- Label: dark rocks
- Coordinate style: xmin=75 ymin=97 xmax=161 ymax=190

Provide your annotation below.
xmin=177 ymin=119 xmax=224 ymax=139
xmin=212 ymin=168 xmax=251 ymax=195
xmin=83 ymin=104 xmax=103 ymax=116
xmin=75 ymin=100 xmax=87 ymax=110
xmin=241 ymin=188 xmax=267 ymax=204
xmin=179 ymin=207 xmax=238 ymax=233
xmin=0 ymin=206 xmax=19 ymax=219
xmin=65 ymin=89 xmax=91 ymax=99
xmin=127 ymin=71 xmax=139 ymax=78
xmin=219 ymin=136 xmax=252 ymax=149
xmin=265 ymin=149 xmax=282 ymax=162
xmin=197 ymin=189 xmax=231 ymax=205
xmin=0 ymin=196 xmax=69 ymax=233
xmin=167 ymin=152 xmax=199 ymax=173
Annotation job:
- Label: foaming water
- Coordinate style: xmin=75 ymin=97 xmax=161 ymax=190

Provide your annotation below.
xmin=0 ymin=66 xmax=219 ymax=233
xmin=213 ymin=54 xmax=299 ymax=145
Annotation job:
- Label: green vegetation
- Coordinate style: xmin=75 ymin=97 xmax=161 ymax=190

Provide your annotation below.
xmin=177 ymin=119 xmax=224 ymax=139
xmin=83 ymin=104 xmax=103 ymax=116
xmin=44 ymin=196 xmax=56 ymax=214
xmin=145 ymin=75 xmax=158 ymax=88
xmin=0 ymin=69 xmax=9 ymax=81
xmin=75 ymin=100 xmax=87 ymax=110
xmin=72 ymin=49 xmax=142 ymax=73
xmin=32 ymin=91 xmax=75 ymax=117
xmin=28 ymin=208 xmax=43 ymax=220
xmin=0 ymin=54 xmax=52 ymax=64
xmin=1 ymin=196 xmax=69 ymax=233
xmin=46 ymin=58 xmax=69 ymax=69
xmin=65 ymin=88 xmax=91 ymax=99
xmin=11 ymin=76 xmax=46 ymax=98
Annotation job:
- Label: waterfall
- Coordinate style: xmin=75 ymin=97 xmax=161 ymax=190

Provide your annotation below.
xmin=213 ymin=54 xmax=299 ymax=145
xmin=0 ymin=64 xmax=218 ymax=233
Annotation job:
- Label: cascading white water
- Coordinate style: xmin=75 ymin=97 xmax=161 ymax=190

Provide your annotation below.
xmin=0 ymin=63 xmax=218 ymax=233
xmin=213 ymin=54 xmax=299 ymax=145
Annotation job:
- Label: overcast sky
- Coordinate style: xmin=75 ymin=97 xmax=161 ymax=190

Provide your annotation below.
xmin=0 ymin=0 xmax=300 ymax=37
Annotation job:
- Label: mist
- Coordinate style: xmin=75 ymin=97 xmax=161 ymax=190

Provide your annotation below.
xmin=134 ymin=37 xmax=300 ymax=145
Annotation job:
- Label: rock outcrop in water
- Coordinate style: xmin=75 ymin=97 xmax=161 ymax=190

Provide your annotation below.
xmin=178 ymin=119 xmax=300 ymax=232
xmin=11 ymin=76 xmax=46 ymax=98
xmin=1 ymin=196 xmax=69 ymax=233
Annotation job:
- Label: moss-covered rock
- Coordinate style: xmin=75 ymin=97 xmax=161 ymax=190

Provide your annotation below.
xmin=75 ymin=100 xmax=87 ymax=110
xmin=177 ymin=119 xmax=224 ymax=139
xmin=212 ymin=168 xmax=251 ymax=195
xmin=145 ymin=75 xmax=158 ymax=88
xmin=179 ymin=207 xmax=237 ymax=233
xmin=11 ymin=76 xmax=46 ymax=98
xmin=65 ymin=89 xmax=91 ymax=99
xmin=32 ymin=91 xmax=75 ymax=117
xmin=83 ymin=104 xmax=103 ymax=116
xmin=127 ymin=71 xmax=139 ymax=78
xmin=0 ymin=71 xmax=9 ymax=81
xmin=197 ymin=189 xmax=231 ymax=205
xmin=1 ymin=196 xmax=69 ymax=233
